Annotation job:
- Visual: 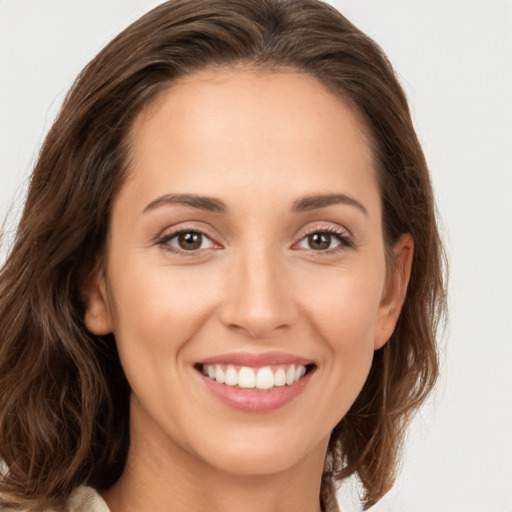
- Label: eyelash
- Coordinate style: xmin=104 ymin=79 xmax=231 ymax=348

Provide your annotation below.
xmin=156 ymin=226 xmax=354 ymax=255
xmin=156 ymin=228 xmax=218 ymax=255
xmin=296 ymin=226 xmax=354 ymax=254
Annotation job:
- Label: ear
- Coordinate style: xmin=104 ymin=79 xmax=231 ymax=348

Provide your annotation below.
xmin=82 ymin=269 xmax=113 ymax=335
xmin=374 ymin=233 xmax=414 ymax=350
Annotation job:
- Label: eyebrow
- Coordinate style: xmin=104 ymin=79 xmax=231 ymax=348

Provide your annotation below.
xmin=291 ymin=193 xmax=368 ymax=216
xmin=143 ymin=192 xmax=367 ymax=216
xmin=143 ymin=194 xmax=227 ymax=214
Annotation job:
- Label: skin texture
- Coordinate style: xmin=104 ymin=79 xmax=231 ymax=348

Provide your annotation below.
xmin=83 ymin=69 xmax=413 ymax=512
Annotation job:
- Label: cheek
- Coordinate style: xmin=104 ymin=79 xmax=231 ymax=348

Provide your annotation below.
xmin=106 ymin=256 xmax=220 ymax=366
xmin=304 ymin=266 xmax=384 ymax=344
xmin=300 ymin=264 xmax=385 ymax=399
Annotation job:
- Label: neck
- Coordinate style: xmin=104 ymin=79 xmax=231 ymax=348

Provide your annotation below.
xmin=101 ymin=404 xmax=328 ymax=512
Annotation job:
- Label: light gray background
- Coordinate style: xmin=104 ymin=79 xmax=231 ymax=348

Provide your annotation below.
xmin=1 ymin=1 xmax=511 ymax=511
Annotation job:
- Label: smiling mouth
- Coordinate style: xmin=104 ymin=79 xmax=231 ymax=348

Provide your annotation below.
xmin=195 ymin=363 xmax=316 ymax=391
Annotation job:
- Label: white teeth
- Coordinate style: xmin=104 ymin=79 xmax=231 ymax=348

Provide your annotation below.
xmin=285 ymin=365 xmax=296 ymax=385
xmin=256 ymin=367 xmax=274 ymax=390
xmin=238 ymin=367 xmax=256 ymax=388
xmin=224 ymin=365 xmax=238 ymax=386
xmin=274 ymin=367 xmax=286 ymax=387
xmin=215 ymin=364 xmax=225 ymax=384
xmin=202 ymin=363 xmax=308 ymax=390
xmin=295 ymin=365 xmax=306 ymax=381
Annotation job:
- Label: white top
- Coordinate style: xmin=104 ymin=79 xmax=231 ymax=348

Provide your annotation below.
xmin=62 ymin=485 xmax=341 ymax=512
xmin=64 ymin=486 xmax=110 ymax=512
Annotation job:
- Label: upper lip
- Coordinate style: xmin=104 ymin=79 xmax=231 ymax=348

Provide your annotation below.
xmin=196 ymin=351 xmax=315 ymax=368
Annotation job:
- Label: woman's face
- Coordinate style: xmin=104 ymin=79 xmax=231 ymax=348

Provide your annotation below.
xmin=85 ymin=68 xmax=411 ymax=478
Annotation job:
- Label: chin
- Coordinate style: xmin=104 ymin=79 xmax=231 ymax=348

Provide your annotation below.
xmin=191 ymin=425 xmax=329 ymax=477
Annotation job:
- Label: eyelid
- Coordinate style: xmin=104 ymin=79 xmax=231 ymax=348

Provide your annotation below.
xmin=155 ymin=222 xmax=222 ymax=254
xmin=293 ymin=223 xmax=355 ymax=252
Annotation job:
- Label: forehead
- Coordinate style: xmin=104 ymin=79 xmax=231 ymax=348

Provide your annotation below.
xmin=132 ymin=67 xmax=371 ymax=149
xmin=123 ymin=67 xmax=378 ymax=214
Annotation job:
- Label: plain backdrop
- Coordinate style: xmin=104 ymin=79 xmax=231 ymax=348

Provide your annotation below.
xmin=1 ymin=1 xmax=511 ymax=511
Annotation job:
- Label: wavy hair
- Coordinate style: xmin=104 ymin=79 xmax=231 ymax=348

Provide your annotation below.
xmin=0 ymin=0 xmax=447 ymax=510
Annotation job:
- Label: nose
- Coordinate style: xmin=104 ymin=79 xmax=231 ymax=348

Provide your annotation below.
xmin=219 ymin=247 xmax=298 ymax=339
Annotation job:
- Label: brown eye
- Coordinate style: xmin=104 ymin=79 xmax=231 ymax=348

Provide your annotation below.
xmin=177 ymin=232 xmax=203 ymax=250
xmin=162 ymin=230 xmax=215 ymax=252
xmin=307 ymin=232 xmax=332 ymax=250
xmin=296 ymin=229 xmax=352 ymax=252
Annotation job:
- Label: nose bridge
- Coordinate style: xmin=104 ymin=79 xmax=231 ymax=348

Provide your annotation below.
xmin=220 ymin=241 xmax=296 ymax=337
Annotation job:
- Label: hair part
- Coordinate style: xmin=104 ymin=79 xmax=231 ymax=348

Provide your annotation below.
xmin=0 ymin=1 xmax=447 ymax=510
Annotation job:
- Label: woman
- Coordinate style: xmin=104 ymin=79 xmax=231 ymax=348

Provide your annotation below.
xmin=0 ymin=1 xmax=446 ymax=511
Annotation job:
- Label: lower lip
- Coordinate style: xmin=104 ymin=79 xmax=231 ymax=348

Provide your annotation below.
xmin=198 ymin=371 xmax=313 ymax=412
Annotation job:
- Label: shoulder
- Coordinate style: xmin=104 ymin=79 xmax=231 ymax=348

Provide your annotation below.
xmin=65 ymin=486 xmax=110 ymax=512
xmin=1 ymin=461 xmax=108 ymax=511
xmin=1 ymin=485 xmax=109 ymax=512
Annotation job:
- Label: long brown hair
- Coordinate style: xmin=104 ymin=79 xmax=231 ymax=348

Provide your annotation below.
xmin=0 ymin=1 xmax=447 ymax=510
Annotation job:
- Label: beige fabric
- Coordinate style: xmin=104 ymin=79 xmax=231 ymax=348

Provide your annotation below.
xmin=64 ymin=485 xmax=341 ymax=512
xmin=65 ymin=487 xmax=110 ymax=512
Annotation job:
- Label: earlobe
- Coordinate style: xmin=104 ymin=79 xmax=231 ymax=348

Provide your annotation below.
xmin=82 ymin=270 xmax=113 ymax=335
xmin=374 ymin=234 xmax=414 ymax=350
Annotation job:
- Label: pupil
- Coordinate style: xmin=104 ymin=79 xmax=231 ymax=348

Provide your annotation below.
xmin=179 ymin=232 xmax=202 ymax=250
xmin=309 ymin=233 xmax=330 ymax=250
